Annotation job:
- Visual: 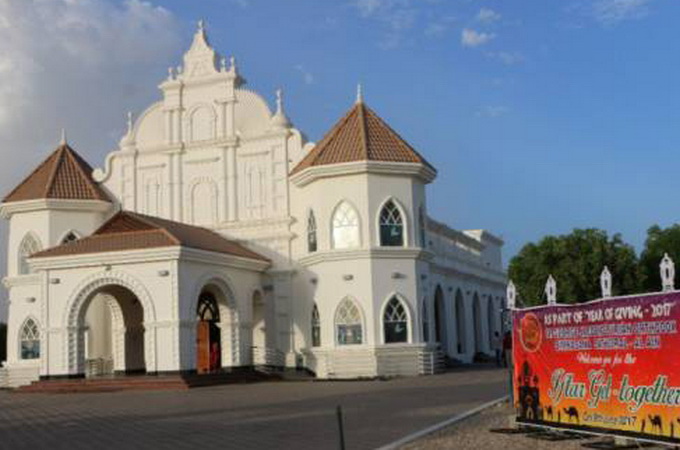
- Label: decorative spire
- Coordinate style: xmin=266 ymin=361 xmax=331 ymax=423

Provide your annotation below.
xmin=270 ymin=88 xmax=291 ymax=129
xmin=600 ymin=266 xmax=612 ymax=298
xmin=506 ymin=280 xmax=516 ymax=309
xmin=661 ymin=253 xmax=675 ymax=292
xmin=198 ymin=19 xmax=205 ymax=33
xmin=356 ymin=83 xmax=363 ymax=104
xmin=167 ymin=66 xmax=175 ymax=81
xmin=230 ymin=56 xmax=237 ymax=74
xmin=220 ymin=57 xmax=227 ymax=72
xmin=545 ymin=275 xmax=557 ymax=305
xmin=276 ymin=89 xmax=284 ymax=114
xmin=126 ymin=112 xmax=134 ymax=136
xmin=60 ymin=128 xmax=67 ymax=146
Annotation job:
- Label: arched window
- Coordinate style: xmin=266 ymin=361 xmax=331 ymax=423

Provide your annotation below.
xmin=332 ymin=202 xmax=360 ymax=249
xmin=18 ymin=233 xmax=41 ymax=275
xmin=197 ymin=292 xmax=219 ymax=321
xmin=20 ymin=318 xmax=40 ymax=360
xmin=383 ymin=297 xmax=408 ymax=343
xmin=307 ymin=211 xmax=318 ymax=253
xmin=335 ymin=298 xmax=362 ymax=345
xmin=61 ymin=231 xmax=79 ymax=245
xmin=455 ymin=290 xmax=466 ymax=354
xmin=422 ymin=298 xmax=429 ymax=343
xmin=418 ymin=206 xmax=426 ymax=248
xmin=380 ymin=200 xmax=404 ymax=246
xmin=311 ymin=304 xmax=321 ymax=347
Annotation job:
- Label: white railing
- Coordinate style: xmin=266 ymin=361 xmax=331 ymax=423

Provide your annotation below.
xmin=418 ymin=346 xmax=444 ymax=375
xmin=251 ymin=346 xmax=285 ymax=368
xmin=85 ymin=358 xmax=114 ymax=377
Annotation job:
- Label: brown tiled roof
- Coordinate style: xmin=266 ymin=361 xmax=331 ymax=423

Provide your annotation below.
xmin=32 ymin=211 xmax=269 ymax=262
xmin=290 ymin=101 xmax=435 ymax=175
xmin=3 ymin=143 xmax=111 ymax=203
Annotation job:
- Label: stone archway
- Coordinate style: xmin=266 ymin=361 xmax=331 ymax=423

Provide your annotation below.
xmin=191 ymin=275 xmax=240 ymax=371
xmin=64 ymin=273 xmax=157 ymax=376
xmin=434 ymin=285 xmax=448 ymax=355
xmin=473 ymin=293 xmax=482 ymax=354
xmin=455 ymin=289 xmax=466 ymax=354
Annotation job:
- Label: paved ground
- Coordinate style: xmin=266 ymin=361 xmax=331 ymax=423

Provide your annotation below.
xmin=403 ymin=402 xmax=669 ymax=450
xmin=0 ymin=366 xmax=506 ymax=450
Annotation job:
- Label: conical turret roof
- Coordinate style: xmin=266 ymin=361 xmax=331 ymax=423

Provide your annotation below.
xmin=291 ymin=100 xmax=434 ymax=175
xmin=3 ymin=142 xmax=112 ymax=203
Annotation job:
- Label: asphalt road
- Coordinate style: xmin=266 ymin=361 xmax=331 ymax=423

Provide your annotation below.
xmin=0 ymin=366 xmax=507 ymax=450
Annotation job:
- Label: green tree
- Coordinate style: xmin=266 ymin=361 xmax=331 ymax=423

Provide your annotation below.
xmin=639 ymin=224 xmax=680 ymax=292
xmin=508 ymin=229 xmax=640 ymax=306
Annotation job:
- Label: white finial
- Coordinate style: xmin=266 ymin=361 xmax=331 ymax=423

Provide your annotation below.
xmin=506 ymin=280 xmax=516 ymax=309
xmin=60 ymin=128 xmax=67 ymax=146
xmin=545 ymin=275 xmax=557 ymax=305
xmin=176 ymin=65 xmax=183 ymax=75
xmin=230 ymin=56 xmax=237 ymax=73
xmin=356 ymin=83 xmax=363 ymax=104
xmin=276 ymin=89 xmax=284 ymax=113
xmin=220 ymin=57 xmax=227 ymax=72
xmin=661 ymin=253 xmax=675 ymax=292
xmin=600 ymin=266 xmax=612 ymax=298
xmin=167 ymin=67 xmax=175 ymax=81
xmin=126 ymin=112 xmax=133 ymax=135
xmin=198 ymin=19 xmax=205 ymax=32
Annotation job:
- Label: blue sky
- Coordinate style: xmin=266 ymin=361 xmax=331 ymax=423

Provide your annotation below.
xmin=155 ymin=0 xmax=680 ymax=261
xmin=2 ymin=0 xmax=679 ymax=266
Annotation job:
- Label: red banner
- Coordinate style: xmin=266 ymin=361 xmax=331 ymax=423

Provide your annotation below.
xmin=513 ymin=291 xmax=680 ymax=444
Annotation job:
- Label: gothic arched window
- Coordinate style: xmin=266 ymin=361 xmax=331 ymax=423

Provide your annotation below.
xmin=18 ymin=233 xmax=41 ymax=275
xmin=332 ymin=202 xmax=360 ymax=249
xmin=335 ymin=298 xmax=362 ymax=345
xmin=379 ymin=200 xmax=404 ymax=247
xmin=20 ymin=318 xmax=40 ymax=360
xmin=197 ymin=292 xmax=220 ymax=322
xmin=307 ymin=211 xmax=318 ymax=253
xmin=312 ymin=303 xmax=321 ymax=347
xmin=383 ymin=297 xmax=408 ymax=343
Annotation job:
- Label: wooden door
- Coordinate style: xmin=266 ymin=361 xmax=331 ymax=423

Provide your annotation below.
xmin=196 ymin=321 xmax=210 ymax=374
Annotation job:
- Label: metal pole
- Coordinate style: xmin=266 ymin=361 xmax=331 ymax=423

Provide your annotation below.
xmin=336 ymin=405 xmax=346 ymax=450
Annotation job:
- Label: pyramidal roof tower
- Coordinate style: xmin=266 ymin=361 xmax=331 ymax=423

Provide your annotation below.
xmin=290 ymin=91 xmax=435 ymax=177
xmin=3 ymin=136 xmax=112 ymax=204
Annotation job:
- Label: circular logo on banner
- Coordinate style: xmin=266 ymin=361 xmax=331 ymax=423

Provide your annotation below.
xmin=520 ymin=313 xmax=542 ymax=352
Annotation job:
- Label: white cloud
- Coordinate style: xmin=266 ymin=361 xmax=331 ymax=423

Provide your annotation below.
xmin=477 ymin=8 xmax=501 ymax=24
xmin=487 ymin=51 xmax=525 ymax=65
xmin=591 ymin=0 xmax=651 ymax=25
xmin=476 ymin=106 xmax=510 ymax=118
xmin=295 ymin=65 xmax=315 ymax=85
xmin=424 ymin=15 xmax=456 ymax=38
xmin=461 ymin=28 xmax=495 ymax=48
xmin=353 ymin=0 xmax=417 ymax=48
xmin=0 ymin=0 xmax=181 ymax=166
xmin=0 ymin=0 xmax=182 ymax=316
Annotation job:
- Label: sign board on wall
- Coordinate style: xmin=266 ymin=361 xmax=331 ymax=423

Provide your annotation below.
xmin=513 ymin=291 xmax=680 ymax=444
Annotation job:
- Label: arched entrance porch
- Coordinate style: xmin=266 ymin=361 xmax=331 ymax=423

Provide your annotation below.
xmin=65 ymin=274 xmax=156 ymax=377
xmin=193 ymin=279 xmax=239 ymax=373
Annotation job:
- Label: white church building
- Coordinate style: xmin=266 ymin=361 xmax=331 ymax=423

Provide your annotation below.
xmin=0 ymin=23 xmax=506 ymax=387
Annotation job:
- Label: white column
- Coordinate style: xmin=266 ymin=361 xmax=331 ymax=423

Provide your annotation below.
xmin=227 ymin=146 xmax=238 ymax=221
xmin=164 ymin=109 xmax=173 ymax=144
xmin=219 ymin=147 xmax=229 ymax=223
